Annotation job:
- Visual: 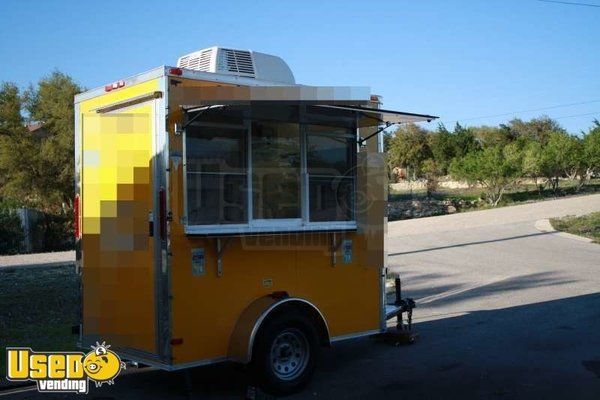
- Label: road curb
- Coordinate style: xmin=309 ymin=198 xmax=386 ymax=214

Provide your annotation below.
xmin=534 ymin=219 xmax=594 ymax=243
xmin=0 ymin=261 xmax=75 ymax=271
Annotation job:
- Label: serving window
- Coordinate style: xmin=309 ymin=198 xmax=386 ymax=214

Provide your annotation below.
xmin=183 ymin=104 xmax=357 ymax=235
xmin=307 ymin=125 xmax=356 ymax=222
xmin=185 ymin=124 xmax=247 ymax=225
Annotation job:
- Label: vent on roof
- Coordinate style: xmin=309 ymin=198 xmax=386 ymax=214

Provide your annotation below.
xmin=178 ymin=48 xmax=213 ymax=72
xmin=196 ymin=49 xmax=213 ymax=71
xmin=222 ymin=49 xmax=255 ymax=75
xmin=176 ymin=46 xmax=295 ymax=84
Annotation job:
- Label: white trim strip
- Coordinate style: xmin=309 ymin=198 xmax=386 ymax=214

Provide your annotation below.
xmin=184 ymin=222 xmax=357 ymax=236
xmin=330 ymin=329 xmax=383 ymax=343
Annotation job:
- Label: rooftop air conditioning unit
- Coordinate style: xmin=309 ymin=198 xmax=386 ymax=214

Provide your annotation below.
xmin=177 ymin=46 xmax=295 ymax=84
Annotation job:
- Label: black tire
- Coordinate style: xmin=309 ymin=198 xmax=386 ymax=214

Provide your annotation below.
xmin=251 ymin=313 xmax=319 ymax=396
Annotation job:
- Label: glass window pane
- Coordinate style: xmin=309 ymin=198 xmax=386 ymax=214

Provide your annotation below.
xmin=186 ymin=125 xmax=246 ymax=173
xmin=252 ymin=122 xmax=301 ymax=219
xmin=307 ymin=131 xmax=355 ymax=176
xmin=309 ymin=177 xmax=354 ymax=222
xmin=187 ymin=173 xmax=247 ymax=225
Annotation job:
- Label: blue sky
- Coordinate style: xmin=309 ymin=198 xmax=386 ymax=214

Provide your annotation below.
xmin=1 ymin=0 xmax=598 ymax=133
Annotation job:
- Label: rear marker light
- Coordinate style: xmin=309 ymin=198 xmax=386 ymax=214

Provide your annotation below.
xmin=74 ymin=194 xmax=81 ymax=239
xmin=170 ymin=338 xmax=184 ymax=345
xmin=104 ymin=80 xmax=126 ymax=92
xmin=169 ymin=67 xmax=183 ymax=76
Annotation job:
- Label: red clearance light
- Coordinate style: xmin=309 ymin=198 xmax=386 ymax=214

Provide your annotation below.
xmin=104 ymin=80 xmax=126 ymax=92
xmin=169 ymin=67 xmax=183 ymax=76
xmin=170 ymin=338 xmax=184 ymax=345
xmin=74 ymin=194 xmax=81 ymax=240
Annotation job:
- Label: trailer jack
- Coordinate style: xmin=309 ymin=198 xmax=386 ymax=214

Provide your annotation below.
xmin=378 ymin=277 xmax=418 ymax=345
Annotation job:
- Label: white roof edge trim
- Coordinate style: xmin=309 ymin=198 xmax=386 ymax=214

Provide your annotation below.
xmin=75 ymin=66 xmax=166 ymax=103
xmin=74 ymin=65 xmax=373 ymax=104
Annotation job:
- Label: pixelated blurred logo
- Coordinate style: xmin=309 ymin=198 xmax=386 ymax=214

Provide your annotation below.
xmin=5 ymin=341 xmax=125 ymax=394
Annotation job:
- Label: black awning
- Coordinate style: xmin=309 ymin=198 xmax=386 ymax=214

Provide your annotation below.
xmin=179 ymin=102 xmax=438 ymax=132
xmin=316 ymin=104 xmax=438 ymax=126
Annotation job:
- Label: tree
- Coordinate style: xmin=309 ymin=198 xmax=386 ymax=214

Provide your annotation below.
xmin=538 ymin=131 xmax=582 ymax=192
xmin=503 ymin=116 xmax=566 ymax=146
xmin=0 ymin=132 xmax=41 ymax=203
xmin=0 ymin=72 xmax=81 ymax=251
xmin=387 ymin=123 xmax=431 ymax=179
xmin=0 ymin=82 xmax=24 ymax=136
xmin=472 ymin=125 xmax=514 ymax=148
xmin=522 ymin=139 xmax=544 ymax=190
xmin=452 ymin=123 xmax=480 ymax=158
xmin=22 ymin=71 xmax=82 ymax=211
xmin=0 ymin=83 xmax=28 ymax=195
xmin=449 ymin=145 xmax=522 ymax=206
xmin=428 ymin=124 xmax=455 ymax=175
xmin=421 ymin=158 xmax=441 ymax=197
xmin=583 ymin=120 xmax=600 ymax=178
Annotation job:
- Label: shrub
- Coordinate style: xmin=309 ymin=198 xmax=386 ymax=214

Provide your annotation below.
xmin=0 ymin=208 xmax=24 ymax=254
xmin=40 ymin=213 xmax=73 ymax=252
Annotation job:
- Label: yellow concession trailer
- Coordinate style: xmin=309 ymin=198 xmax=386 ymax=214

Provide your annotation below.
xmin=74 ymin=47 xmax=436 ymax=394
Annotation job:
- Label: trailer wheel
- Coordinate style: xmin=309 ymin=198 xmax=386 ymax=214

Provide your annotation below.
xmin=252 ymin=313 xmax=319 ymax=395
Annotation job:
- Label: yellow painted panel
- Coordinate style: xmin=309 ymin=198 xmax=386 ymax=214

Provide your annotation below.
xmin=79 ymin=76 xmax=384 ymax=366
xmin=167 ymin=80 xmax=382 ymax=365
xmin=79 ymin=79 xmax=160 ymax=113
xmin=169 ymin=229 xmax=380 ymax=364
xmin=80 ymin=81 xmax=158 ymax=354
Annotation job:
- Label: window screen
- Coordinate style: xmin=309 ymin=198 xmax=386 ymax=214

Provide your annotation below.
xmin=307 ymin=126 xmax=355 ymax=222
xmin=252 ymin=122 xmax=301 ymax=219
xmin=183 ymin=106 xmax=358 ymax=232
xmin=186 ymin=125 xmax=247 ymax=225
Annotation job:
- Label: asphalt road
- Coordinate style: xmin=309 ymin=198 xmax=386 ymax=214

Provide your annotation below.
xmin=5 ymin=195 xmax=600 ymax=399
xmin=0 ymin=250 xmax=74 ymax=269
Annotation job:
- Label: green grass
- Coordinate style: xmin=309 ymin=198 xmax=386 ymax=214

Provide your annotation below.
xmin=0 ymin=265 xmax=80 ymax=379
xmin=551 ymin=212 xmax=600 ymax=243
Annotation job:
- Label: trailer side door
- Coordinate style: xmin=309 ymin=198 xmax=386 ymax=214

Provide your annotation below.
xmin=79 ymin=83 xmax=162 ymax=358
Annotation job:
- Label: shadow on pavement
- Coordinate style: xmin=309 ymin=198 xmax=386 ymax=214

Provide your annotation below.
xmin=385 ymin=269 xmax=576 ymax=305
xmin=10 ymin=293 xmax=600 ymax=399
xmin=389 ymin=231 xmax=554 ymax=257
xmin=299 ymin=292 xmax=600 ymax=399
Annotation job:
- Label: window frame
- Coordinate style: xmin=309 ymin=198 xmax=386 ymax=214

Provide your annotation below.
xmin=182 ymin=115 xmax=358 ymax=236
xmin=182 ymin=121 xmax=249 ymax=227
xmin=305 ymin=127 xmax=357 ymax=223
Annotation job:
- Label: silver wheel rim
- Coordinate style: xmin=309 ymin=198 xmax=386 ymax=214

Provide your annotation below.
xmin=270 ymin=328 xmax=309 ymax=381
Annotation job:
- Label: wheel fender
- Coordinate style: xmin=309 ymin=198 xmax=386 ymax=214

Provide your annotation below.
xmin=228 ymin=296 xmax=330 ymax=364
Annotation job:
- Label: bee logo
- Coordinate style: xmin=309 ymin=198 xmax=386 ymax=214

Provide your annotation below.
xmin=82 ymin=342 xmax=125 ymax=387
